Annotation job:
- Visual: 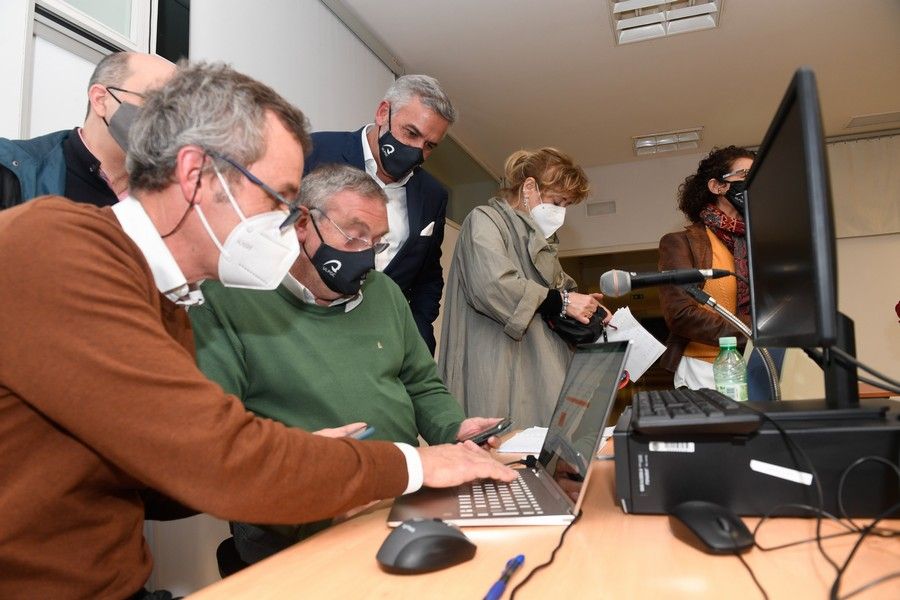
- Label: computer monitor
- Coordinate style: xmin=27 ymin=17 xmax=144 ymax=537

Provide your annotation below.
xmin=744 ymin=68 xmax=858 ymax=409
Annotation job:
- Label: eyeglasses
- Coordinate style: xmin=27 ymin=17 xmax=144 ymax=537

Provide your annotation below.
xmin=311 ymin=209 xmax=389 ymax=254
xmin=205 ymin=150 xmax=301 ymax=231
xmin=720 ymin=167 xmax=751 ymax=181
xmin=106 ymin=86 xmax=146 ymax=103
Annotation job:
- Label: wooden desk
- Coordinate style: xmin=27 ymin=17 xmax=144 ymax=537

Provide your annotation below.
xmin=189 ymin=458 xmax=899 ymax=599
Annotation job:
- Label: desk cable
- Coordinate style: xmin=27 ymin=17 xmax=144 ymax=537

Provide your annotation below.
xmin=733 ymin=548 xmax=768 ymax=600
xmin=829 ymin=347 xmax=900 ymax=393
xmin=507 ymin=510 xmax=583 ymax=600
xmin=802 ymin=347 xmax=900 ymax=395
xmin=716 ymin=400 xmax=845 ymax=600
xmin=733 ymin=400 xmax=900 ymax=600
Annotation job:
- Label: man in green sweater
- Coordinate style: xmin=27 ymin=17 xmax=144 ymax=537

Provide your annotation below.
xmin=190 ymin=163 xmax=505 ymax=563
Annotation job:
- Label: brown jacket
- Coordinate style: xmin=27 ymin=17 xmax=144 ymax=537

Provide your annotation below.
xmin=0 ymin=198 xmax=407 ymax=599
xmin=657 ymin=222 xmax=749 ymax=372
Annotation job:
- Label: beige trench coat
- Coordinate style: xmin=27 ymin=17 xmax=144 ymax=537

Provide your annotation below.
xmin=437 ymin=198 xmax=577 ymax=428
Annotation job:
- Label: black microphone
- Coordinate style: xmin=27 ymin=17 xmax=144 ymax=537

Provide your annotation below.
xmin=599 ymin=268 xmax=731 ymax=297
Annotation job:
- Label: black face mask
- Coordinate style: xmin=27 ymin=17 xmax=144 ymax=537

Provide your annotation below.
xmin=378 ymin=107 xmax=424 ymax=180
xmin=104 ymin=102 xmax=140 ymax=152
xmin=723 ymin=179 xmax=748 ymax=214
xmin=305 ymin=217 xmax=375 ymax=296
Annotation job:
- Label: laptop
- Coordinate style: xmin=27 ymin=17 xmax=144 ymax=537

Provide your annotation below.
xmin=388 ymin=341 xmax=630 ymax=527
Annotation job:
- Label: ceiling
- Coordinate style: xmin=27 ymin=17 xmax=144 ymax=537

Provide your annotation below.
xmin=338 ymin=0 xmax=900 ymax=174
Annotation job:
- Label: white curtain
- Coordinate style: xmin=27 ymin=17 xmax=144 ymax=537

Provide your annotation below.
xmin=827 ymin=134 xmax=900 ymax=238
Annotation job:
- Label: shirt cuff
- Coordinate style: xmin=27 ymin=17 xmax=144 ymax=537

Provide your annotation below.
xmin=393 ymin=442 xmax=424 ymax=495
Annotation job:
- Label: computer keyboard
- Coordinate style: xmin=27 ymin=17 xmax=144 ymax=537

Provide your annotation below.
xmin=632 ymin=388 xmax=762 ymax=435
xmin=458 ymin=475 xmax=544 ymax=518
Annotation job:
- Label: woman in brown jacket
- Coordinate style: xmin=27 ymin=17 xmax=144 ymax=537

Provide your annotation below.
xmin=658 ymin=146 xmax=755 ymax=389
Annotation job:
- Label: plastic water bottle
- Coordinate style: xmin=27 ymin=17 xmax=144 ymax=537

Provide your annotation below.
xmin=713 ymin=336 xmax=748 ymax=401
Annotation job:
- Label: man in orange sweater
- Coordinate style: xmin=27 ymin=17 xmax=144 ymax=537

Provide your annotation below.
xmin=0 ymin=61 xmax=514 ymax=599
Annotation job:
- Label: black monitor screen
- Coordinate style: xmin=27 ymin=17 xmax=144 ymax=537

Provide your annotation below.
xmin=745 ymin=68 xmax=838 ymax=349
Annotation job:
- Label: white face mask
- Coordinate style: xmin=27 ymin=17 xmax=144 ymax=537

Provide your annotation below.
xmin=194 ymin=166 xmax=300 ymax=290
xmin=530 ymin=203 xmax=566 ymax=238
xmin=524 ymin=183 xmax=567 ymax=238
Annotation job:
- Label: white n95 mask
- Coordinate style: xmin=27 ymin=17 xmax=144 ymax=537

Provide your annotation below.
xmin=194 ymin=167 xmax=300 ymax=290
xmin=530 ymin=203 xmax=566 ymax=238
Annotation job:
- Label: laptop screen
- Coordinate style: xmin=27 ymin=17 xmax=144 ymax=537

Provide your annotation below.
xmin=538 ymin=341 xmax=629 ymax=504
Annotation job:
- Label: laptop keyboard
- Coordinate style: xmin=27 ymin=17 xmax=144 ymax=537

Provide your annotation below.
xmin=632 ymin=388 xmax=762 ymax=435
xmin=457 ymin=474 xmax=544 ymax=518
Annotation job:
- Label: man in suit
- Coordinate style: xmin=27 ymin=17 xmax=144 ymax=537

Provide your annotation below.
xmin=304 ymin=75 xmax=455 ymax=354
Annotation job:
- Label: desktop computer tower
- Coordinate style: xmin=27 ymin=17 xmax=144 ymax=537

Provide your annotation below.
xmin=614 ymin=400 xmax=900 ymax=518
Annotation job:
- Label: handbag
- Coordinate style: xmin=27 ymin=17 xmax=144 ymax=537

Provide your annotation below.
xmin=543 ymin=310 xmax=605 ymax=346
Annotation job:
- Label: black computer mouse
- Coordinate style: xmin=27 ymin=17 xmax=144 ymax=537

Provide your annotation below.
xmin=376 ymin=518 xmax=476 ymax=574
xmin=669 ymin=500 xmax=754 ymax=554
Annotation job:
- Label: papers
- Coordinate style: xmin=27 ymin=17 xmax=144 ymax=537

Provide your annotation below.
xmin=498 ymin=427 xmax=547 ymax=453
xmin=603 ymin=307 xmax=665 ymax=382
xmin=498 ymin=426 xmax=615 ymax=454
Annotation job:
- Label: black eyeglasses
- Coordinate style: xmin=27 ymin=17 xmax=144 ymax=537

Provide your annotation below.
xmin=205 ymin=150 xmax=301 ymax=231
xmin=106 ymin=86 xmax=146 ymax=104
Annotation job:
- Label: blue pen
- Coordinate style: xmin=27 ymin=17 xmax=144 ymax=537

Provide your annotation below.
xmin=484 ymin=554 xmax=525 ymax=600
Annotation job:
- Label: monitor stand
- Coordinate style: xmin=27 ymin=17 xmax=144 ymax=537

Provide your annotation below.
xmin=753 ymin=313 xmax=889 ymax=421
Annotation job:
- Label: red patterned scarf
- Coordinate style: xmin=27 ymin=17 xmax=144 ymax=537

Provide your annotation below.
xmin=699 ymin=204 xmax=749 ymax=317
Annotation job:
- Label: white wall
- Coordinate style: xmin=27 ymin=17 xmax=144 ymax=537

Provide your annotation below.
xmin=558 ymin=134 xmax=900 ymax=256
xmin=0 ymin=0 xmax=31 ymax=137
xmin=834 ymin=233 xmax=900 ymax=380
xmin=190 ymin=0 xmax=395 ymax=134
xmin=558 ymin=151 xmax=701 ymax=255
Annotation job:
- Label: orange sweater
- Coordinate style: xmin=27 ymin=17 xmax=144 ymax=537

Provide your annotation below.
xmin=0 ymin=197 xmax=407 ymax=598
xmin=682 ymin=228 xmax=739 ymax=362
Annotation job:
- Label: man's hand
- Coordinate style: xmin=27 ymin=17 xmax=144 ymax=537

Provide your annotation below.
xmin=455 ymin=417 xmax=505 ymax=448
xmin=418 ymin=442 xmax=517 ymax=488
xmin=313 ymin=422 xmax=367 ymax=438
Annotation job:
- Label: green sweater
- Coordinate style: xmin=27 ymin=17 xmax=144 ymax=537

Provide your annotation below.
xmin=190 ymin=272 xmax=464 ymax=446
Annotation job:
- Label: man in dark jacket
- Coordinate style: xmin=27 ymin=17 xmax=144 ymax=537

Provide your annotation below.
xmin=0 ymin=51 xmax=174 ymax=209
xmin=303 ymin=75 xmax=455 ymax=354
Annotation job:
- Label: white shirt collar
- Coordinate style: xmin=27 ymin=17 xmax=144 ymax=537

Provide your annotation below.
xmin=111 ymin=196 xmax=204 ymax=307
xmin=281 ymin=274 xmax=363 ymax=312
xmin=361 ymin=124 xmax=415 ymax=189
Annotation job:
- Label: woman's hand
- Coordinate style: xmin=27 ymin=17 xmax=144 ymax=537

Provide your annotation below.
xmin=566 ymin=291 xmax=603 ymax=324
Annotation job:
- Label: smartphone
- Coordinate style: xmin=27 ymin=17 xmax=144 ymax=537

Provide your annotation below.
xmin=462 ymin=418 xmax=513 ymax=445
xmin=350 ymin=425 xmax=376 ymax=440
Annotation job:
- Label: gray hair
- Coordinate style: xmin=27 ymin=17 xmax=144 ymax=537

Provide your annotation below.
xmin=384 ymin=74 xmax=456 ymax=124
xmin=299 ymin=164 xmax=387 ymax=212
xmin=85 ymin=51 xmax=131 ymax=118
xmin=127 ymin=60 xmax=312 ymax=192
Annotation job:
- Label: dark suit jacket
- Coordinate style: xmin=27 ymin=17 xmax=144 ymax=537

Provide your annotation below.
xmin=304 ymin=128 xmax=447 ymax=354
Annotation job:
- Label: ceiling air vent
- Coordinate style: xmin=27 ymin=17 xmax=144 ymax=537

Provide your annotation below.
xmin=610 ymin=0 xmax=723 ymax=45
xmin=633 ymin=127 xmax=703 ymax=156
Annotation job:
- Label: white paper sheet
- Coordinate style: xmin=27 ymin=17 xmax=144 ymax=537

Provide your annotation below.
xmin=498 ymin=426 xmax=616 ymax=454
xmin=603 ymin=307 xmax=666 ymax=382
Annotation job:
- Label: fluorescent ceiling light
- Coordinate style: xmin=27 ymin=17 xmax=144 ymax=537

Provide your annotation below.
xmin=632 ymin=127 xmax=704 ymax=156
xmin=610 ymin=0 xmax=723 ymax=45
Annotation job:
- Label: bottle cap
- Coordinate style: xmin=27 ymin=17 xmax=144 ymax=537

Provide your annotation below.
xmin=718 ymin=336 xmax=738 ymax=348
